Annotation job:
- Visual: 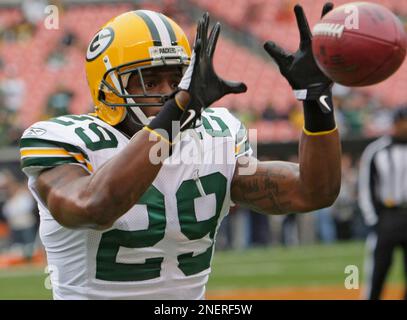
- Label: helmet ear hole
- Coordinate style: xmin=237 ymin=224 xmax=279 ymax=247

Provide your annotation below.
xmin=98 ymin=90 xmax=105 ymax=102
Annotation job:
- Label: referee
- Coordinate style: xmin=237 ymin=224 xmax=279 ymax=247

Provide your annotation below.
xmin=359 ymin=106 xmax=407 ymax=300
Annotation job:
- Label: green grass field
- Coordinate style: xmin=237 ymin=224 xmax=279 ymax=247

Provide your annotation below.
xmin=0 ymin=241 xmax=404 ymax=299
xmin=209 ymin=241 xmax=403 ymax=289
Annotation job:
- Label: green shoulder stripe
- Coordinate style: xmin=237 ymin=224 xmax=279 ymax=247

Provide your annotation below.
xmin=21 ymin=156 xmax=78 ymax=169
xmin=20 ymin=138 xmax=89 ymax=160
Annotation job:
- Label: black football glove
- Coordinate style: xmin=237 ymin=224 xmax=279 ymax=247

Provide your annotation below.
xmin=264 ymin=3 xmax=334 ymax=113
xmin=178 ymin=12 xmax=247 ymax=130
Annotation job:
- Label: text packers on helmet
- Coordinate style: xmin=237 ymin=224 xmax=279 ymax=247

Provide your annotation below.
xmin=85 ymin=10 xmax=191 ymax=126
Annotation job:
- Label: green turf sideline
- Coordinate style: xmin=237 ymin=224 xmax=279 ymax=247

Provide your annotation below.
xmin=0 ymin=241 xmax=403 ymax=299
xmin=207 ymin=241 xmax=404 ymax=290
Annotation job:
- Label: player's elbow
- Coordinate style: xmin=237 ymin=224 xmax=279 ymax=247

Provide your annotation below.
xmin=81 ymin=193 xmax=116 ymax=230
xmin=297 ymin=196 xmax=335 ymax=213
xmin=48 ymin=189 xmax=114 ymax=230
xmin=323 ymin=180 xmax=341 ymax=207
xmin=68 ymin=186 xmax=138 ymax=230
xmin=312 ymin=192 xmax=338 ymax=210
xmin=299 ymin=184 xmax=340 ymax=212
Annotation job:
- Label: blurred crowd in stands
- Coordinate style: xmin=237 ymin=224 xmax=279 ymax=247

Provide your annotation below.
xmin=0 ymin=0 xmax=406 ymax=260
xmin=0 ymin=169 xmax=38 ymax=261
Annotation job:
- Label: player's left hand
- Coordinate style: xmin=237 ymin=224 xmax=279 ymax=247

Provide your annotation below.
xmin=264 ymin=3 xmax=334 ymax=113
xmin=178 ymin=12 xmax=247 ymax=130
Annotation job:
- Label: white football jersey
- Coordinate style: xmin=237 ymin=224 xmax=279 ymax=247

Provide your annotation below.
xmin=20 ymin=108 xmax=252 ymax=300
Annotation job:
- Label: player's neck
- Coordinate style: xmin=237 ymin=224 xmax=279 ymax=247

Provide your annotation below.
xmin=114 ymin=112 xmax=143 ymax=139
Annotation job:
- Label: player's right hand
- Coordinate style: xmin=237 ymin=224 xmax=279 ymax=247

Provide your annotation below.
xmin=178 ymin=12 xmax=247 ymax=130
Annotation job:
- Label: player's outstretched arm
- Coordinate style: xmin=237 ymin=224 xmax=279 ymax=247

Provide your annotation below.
xmin=231 ymin=130 xmax=341 ymax=214
xmin=231 ymin=3 xmax=341 ymax=214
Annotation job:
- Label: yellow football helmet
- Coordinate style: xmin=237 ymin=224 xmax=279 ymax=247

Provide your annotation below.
xmin=85 ymin=10 xmax=191 ymax=126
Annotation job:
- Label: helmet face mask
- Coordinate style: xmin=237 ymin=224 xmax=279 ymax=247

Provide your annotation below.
xmin=99 ymin=55 xmax=189 ymax=108
xmin=85 ymin=10 xmax=192 ymax=126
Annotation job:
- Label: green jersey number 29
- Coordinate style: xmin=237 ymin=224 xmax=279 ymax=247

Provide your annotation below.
xmin=96 ymin=172 xmax=227 ymax=281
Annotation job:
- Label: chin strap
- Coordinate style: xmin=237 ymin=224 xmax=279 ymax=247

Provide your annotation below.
xmin=129 ymin=106 xmax=150 ymax=126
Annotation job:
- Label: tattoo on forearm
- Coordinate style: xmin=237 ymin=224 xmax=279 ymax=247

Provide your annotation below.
xmin=232 ymin=163 xmax=297 ymax=214
xmin=235 ymin=178 xmax=260 ymax=194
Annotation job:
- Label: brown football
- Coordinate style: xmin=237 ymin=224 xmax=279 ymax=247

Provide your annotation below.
xmin=312 ymin=2 xmax=407 ymax=87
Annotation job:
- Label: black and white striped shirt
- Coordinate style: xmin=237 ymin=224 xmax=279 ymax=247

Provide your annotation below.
xmin=358 ymin=136 xmax=407 ymax=226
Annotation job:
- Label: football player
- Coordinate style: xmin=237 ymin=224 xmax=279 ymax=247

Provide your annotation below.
xmin=20 ymin=4 xmax=340 ymax=299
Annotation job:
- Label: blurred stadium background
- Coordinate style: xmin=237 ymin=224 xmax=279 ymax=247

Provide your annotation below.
xmin=0 ymin=0 xmax=406 ymax=299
